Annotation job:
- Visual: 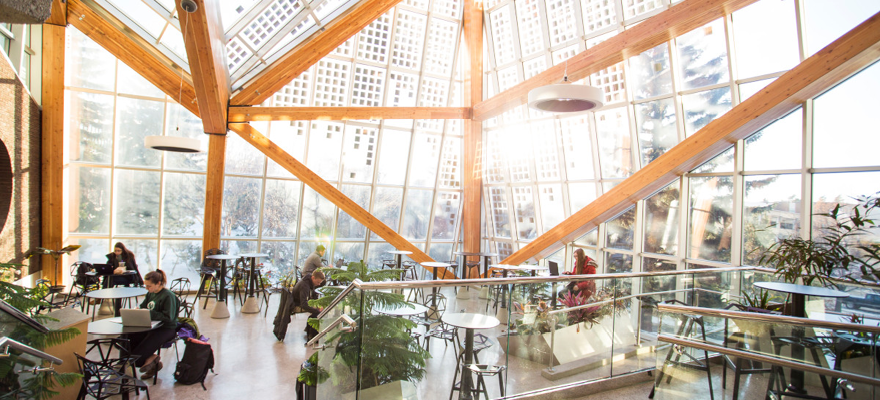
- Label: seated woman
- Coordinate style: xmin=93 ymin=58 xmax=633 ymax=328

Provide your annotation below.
xmin=559 ymin=248 xmax=598 ymax=300
xmin=105 ymin=242 xmax=144 ymax=287
xmin=128 ymin=270 xmax=179 ymax=380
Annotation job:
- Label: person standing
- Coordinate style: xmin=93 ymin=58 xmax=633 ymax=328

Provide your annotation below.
xmin=105 ymin=242 xmax=144 ymax=287
xmin=292 ymin=271 xmax=325 ymax=340
xmin=302 ymin=245 xmax=329 ymax=277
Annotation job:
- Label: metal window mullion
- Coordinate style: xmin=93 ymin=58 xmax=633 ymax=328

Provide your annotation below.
xmin=801 ymin=100 xmax=813 ymax=241
xmin=794 ymin=0 xmax=807 ymax=63
xmin=730 ymin=139 xmax=744 ymax=268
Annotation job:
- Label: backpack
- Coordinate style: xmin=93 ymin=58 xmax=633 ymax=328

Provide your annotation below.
xmin=173 ymin=338 xmax=214 ymax=390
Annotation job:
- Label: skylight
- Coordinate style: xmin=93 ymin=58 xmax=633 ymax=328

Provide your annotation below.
xmin=97 ymin=0 xmax=189 ymax=72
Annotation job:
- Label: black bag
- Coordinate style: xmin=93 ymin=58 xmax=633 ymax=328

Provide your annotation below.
xmin=173 ymin=338 xmax=214 ymax=390
xmin=74 ymin=262 xmax=99 ymax=286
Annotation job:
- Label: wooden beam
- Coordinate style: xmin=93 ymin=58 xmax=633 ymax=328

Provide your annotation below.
xmin=45 ymin=0 xmax=67 ymax=26
xmin=230 ymin=0 xmax=402 ymax=106
xmin=228 ymin=123 xmax=455 ymax=278
xmin=461 ymin=0 xmax=483 ymax=274
xmin=68 ymin=0 xmax=200 ymax=117
xmin=41 ymin=24 xmax=65 ymax=284
xmin=202 ymin=134 xmax=226 ymax=252
xmin=502 ymin=10 xmax=880 ymax=264
xmin=473 ymin=0 xmax=759 ymax=121
xmin=228 ymin=106 xmax=471 ymax=122
xmin=176 ymin=0 xmax=229 ymax=134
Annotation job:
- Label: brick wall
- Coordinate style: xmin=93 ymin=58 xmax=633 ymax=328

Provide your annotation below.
xmin=0 ymin=54 xmax=42 ymax=275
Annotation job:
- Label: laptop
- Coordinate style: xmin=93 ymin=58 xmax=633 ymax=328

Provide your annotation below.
xmin=548 ymin=261 xmax=560 ymax=276
xmin=119 ymin=309 xmax=155 ymax=327
xmin=91 ymin=263 xmax=115 ymax=275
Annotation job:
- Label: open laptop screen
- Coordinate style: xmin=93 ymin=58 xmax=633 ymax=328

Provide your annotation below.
xmin=548 ymin=261 xmax=559 ymax=276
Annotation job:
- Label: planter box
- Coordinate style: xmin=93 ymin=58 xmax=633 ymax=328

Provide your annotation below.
xmin=342 ymin=380 xmax=418 ymax=400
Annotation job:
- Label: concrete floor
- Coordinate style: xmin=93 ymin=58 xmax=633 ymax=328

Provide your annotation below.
xmin=84 ymin=287 xmax=659 ymax=399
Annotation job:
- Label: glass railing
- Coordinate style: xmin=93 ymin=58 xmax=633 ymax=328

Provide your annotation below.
xmin=305 ymin=267 xmax=880 ymax=399
xmin=1 ymin=299 xmax=64 ymax=397
xmin=654 ymin=303 xmax=880 ymax=400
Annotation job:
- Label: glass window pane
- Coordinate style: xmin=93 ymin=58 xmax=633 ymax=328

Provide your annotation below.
xmin=742 ymin=174 xmax=801 ymax=266
xmin=164 ymin=103 xmax=207 ymax=171
xmin=643 ymin=257 xmax=677 ymax=299
xmin=813 ymin=62 xmax=880 ymax=169
xmin=568 ymin=182 xmax=597 ymax=213
xmin=65 ymin=28 xmax=116 ymax=91
xmin=803 ymin=0 xmax=880 ymax=56
xmin=606 ymin=207 xmax=635 ymax=250
xmin=162 ymin=172 xmax=205 ymax=236
xmin=682 ymin=87 xmax=732 ymax=137
xmin=115 ymin=97 xmax=164 ymax=168
xmin=731 ymin=0 xmax=799 ymax=78
xmin=438 ymin=136 xmax=461 ymax=189
xmin=300 ymin=187 xmax=336 ymax=240
xmin=68 ymin=238 xmax=109 ymax=266
xmin=628 ymin=43 xmax=673 ymax=100
xmin=402 ymin=189 xmax=432 ymax=240
xmin=432 ymin=191 xmax=460 ymax=240
xmin=573 ymin=230 xmax=598 ymax=247
xmin=306 ymin=121 xmax=343 ymax=180
xmin=595 ymin=107 xmax=634 ymax=179
xmin=330 ymin=242 xmax=363 ymax=266
xmin=812 ymin=172 xmax=880 ymax=236
xmin=428 ymin=243 xmax=453 ymax=265
xmin=266 ymin=121 xmax=307 ymax=178
xmin=538 ymin=184 xmax=564 ymax=233
xmin=507 ymin=127 xmax=533 ymax=182
xmin=644 ymin=182 xmax=680 ymax=255
xmin=341 ymin=126 xmax=378 ymax=183
xmin=744 ymin=109 xmax=802 ymax=171
xmin=512 ymin=187 xmax=536 ymax=240
xmin=221 ymin=176 xmax=262 ymax=238
xmin=370 ymin=187 xmax=402 ymax=240
xmin=376 ymin=129 xmax=410 ymax=185
xmin=159 ymin=240 xmax=202 ymax=282
xmin=115 ymin=239 xmax=158 ymax=273
xmin=487 ymin=187 xmax=511 ymax=238
xmin=297 ymin=242 xmax=321 ymax=269
xmin=605 ymin=252 xmax=633 ymax=274
xmin=635 ymin=98 xmax=678 ymax=167
xmin=366 ymin=242 xmax=394 ymax=269
xmin=222 ymin=240 xmax=258 ymax=255
xmin=225 ymin=130 xmax=265 ymax=175
xmin=114 ymin=169 xmax=160 ymax=235
xmin=676 ymin=19 xmax=729 ymax=90
xmin=693 ymin=147 xmax=734 ymax=174
xmin=409 ymin=132 xmax=442 ymax=187
xmin=336 ymin=185 xmax=369 ymax=240
xmin=262 ymin=179 xmax=302 ymax=238
xmin=67 ymin=91 xmax=114 ymax=164
xmin=70 ymin=166 xmax=111 ymax=234
xmin=739 ymin=78 xmax=776 ymax=101
xmin=261 ymin=241 xmax=298 ymax=277
xmin=117 ymin=62 xmax=165 ymax=98
xmin=688 ymin=176 xmax=733 ymax=262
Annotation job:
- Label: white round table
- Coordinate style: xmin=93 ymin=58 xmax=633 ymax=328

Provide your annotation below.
xmin=442 ymin=313 xmax=500 ymax=400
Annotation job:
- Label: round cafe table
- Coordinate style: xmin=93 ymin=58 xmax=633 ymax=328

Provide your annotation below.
xmin=239 ymin=253 xmax=269 ymax=314
xmin=443 ymin=313 xmax=500 ymax=400
xmin=85 ymin=287 xmax=147 ymax=321
xmin=454 ymin=252 xmax=499 ymax=300
xmin=754 ymin=281 xmax=849 ymax=394
xmin=421 ymin=262 xmax=452 ymax=309
xmin=386 ymin=250 xmax=413 ymax=270
xmin=87 ymin=318 xmax=159 ymax=336
xmin=206 ymin=254 xmax=240 ymax=319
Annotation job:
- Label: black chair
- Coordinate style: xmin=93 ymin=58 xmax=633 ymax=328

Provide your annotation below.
xmin=35 ymin=279 xmax=69 ymax=313
xmin=449 ymin=332 xmax=495 ymax=400
xmin=68 ymin=261 xmax=100 ymax=312
xmin=75 ymin=353 xmax=150 ymax=400
xmin=195 ymin=248 xmax=224 ymax=309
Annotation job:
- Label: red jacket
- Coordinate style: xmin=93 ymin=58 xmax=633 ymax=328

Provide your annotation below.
xmin=564 ymin=257 xmax=597 ymax=297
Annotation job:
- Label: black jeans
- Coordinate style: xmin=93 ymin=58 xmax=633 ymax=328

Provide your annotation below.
xmin=128 ymin=328 xmax=177 ymax=367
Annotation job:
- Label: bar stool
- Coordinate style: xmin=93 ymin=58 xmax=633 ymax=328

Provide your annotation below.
xmin=468 ymin=364 xmax=506 ymax=400
xmin=650 ymin=300 xmax=714 ymax=400
xmin=194 ymin=270 xmax=219 ymax=309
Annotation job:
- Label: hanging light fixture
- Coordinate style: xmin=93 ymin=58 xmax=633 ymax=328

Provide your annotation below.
xmin=528 ymin=60 xmax=604 ymax=113
xmin=145 ymin=0 xmax=205 ymax=153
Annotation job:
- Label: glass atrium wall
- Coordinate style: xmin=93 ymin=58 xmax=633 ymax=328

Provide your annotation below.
xmin=480 ymin=0 xmax=880 ymax=275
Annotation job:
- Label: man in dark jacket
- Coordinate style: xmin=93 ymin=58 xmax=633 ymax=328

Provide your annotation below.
xmin=292 ymin=270 xmax=325 ymax=340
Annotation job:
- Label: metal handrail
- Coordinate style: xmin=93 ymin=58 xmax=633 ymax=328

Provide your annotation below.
xmin=0 ymin=337 xmax=63 ymax=365
xmin=658 ymin=303 xmax=880 ymax=334
xmin=305 ymin=314 xmax=356 ymax=348
xmin=315 ymin=278 xmax=363 ymax=320
xmin=659 ymin=334 xmax=880 ymax=387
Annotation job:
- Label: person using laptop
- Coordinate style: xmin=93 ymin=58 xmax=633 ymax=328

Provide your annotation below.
xmin=559 ymin=248 xmax=598 ymax=300
xmin=127 ymin=269 xmax=179 ymax=380
xmin=104 ymin=242 xmax=144 ymax=288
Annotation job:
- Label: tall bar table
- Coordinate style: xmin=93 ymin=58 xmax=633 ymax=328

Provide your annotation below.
xmin=453 ymin=252 xmax=498 ymax=300
xmin=207 ymin=254 xmax=240 ymax=319
xmin=421 ymin=261 xmax=452 ymax=313
xmin=239 ymin=253 xmax=269 ymax=314
xmin=386 ymin=250 xmax=413 ymax=270
xmin=442 ymin=313 xmax=501 ymax=400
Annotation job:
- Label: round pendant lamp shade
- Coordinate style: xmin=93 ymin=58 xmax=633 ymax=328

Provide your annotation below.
xmin=144 ymin=136 xmax=204 ymax=153
xmin=527 ymin=83 xmax=604 ymax=113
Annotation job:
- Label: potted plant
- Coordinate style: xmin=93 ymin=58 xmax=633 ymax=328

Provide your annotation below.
xmin=296 ymin=353 xmax=328 ymax=400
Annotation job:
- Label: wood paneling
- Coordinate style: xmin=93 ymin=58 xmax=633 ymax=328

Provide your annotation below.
xmin=230 ymin=0 xmax=403 ymax=106
xmin=68 ymin=0 xmax=199 ymax=117
xmin=202 ymin=134 xmax=226 ymax=252
xmin=46 ymin=0 xmax=67 ymax=26
xmin=501 ymin=11 xmax=880 ymax=265
xmin=176 ymin=0 xmax=229 ymax=134
xmin=41 ymin=24 xmax=65 ymax=284
xmin=461 ymin=0 xmax=483 ymax=263
xmin=228 ymin=106 xmax=471 ymax=122
xmin=473 ymin=0 xmax=759 ymax=121
xmin=228 ymin=123 xmax=456 ymax=278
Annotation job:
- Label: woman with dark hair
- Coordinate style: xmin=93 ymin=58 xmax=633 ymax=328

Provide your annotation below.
xmin=129 ymin=269 xmax=179 ymax=380
xmin=105 ymin=242 xmax=144 ymax=287
xmin=560 ymin=248 xmax=598 ymax=299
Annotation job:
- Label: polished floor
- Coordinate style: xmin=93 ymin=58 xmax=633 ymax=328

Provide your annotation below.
xmin=84 ymin=286 xmax=656 ymax=399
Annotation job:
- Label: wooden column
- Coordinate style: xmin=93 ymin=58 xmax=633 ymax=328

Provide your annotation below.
xmin=41 ymin=15 xmax=66 ymax=284
xmin=202 ymin=134 xmax=226 ymax=252
xmin=462 ymin=0 xmax=483 ymax=275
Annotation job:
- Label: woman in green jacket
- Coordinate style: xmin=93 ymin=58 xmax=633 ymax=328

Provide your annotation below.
xmin=129 ymin=269 xmax=179 ymax=380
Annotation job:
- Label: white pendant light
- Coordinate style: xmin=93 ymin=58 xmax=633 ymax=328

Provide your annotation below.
xmin=528 ymin=61 xmax=604 ymax=113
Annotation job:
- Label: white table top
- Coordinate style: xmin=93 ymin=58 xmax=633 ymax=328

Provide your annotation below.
xmin=239 ymin=253 xmax=269 ymax=258
xmin=454 ymin=251 xmax=499 ymax=257
xmin=206 ymin=254 xmax=240 ymax=260
xmin=85 ymin=287 xmax=148 ymax=299
xmin=755 ymin=282 xmax=849 ymax=298
xmin=387 ymin=250 xmax=413 ymax=255
xmin=421 ymin=262 xmax=452 ymax=268
xmin=374 ymin=302 xmax=429 ymax=316
xmin=442 ymin=313 xmax=500 ymax=330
